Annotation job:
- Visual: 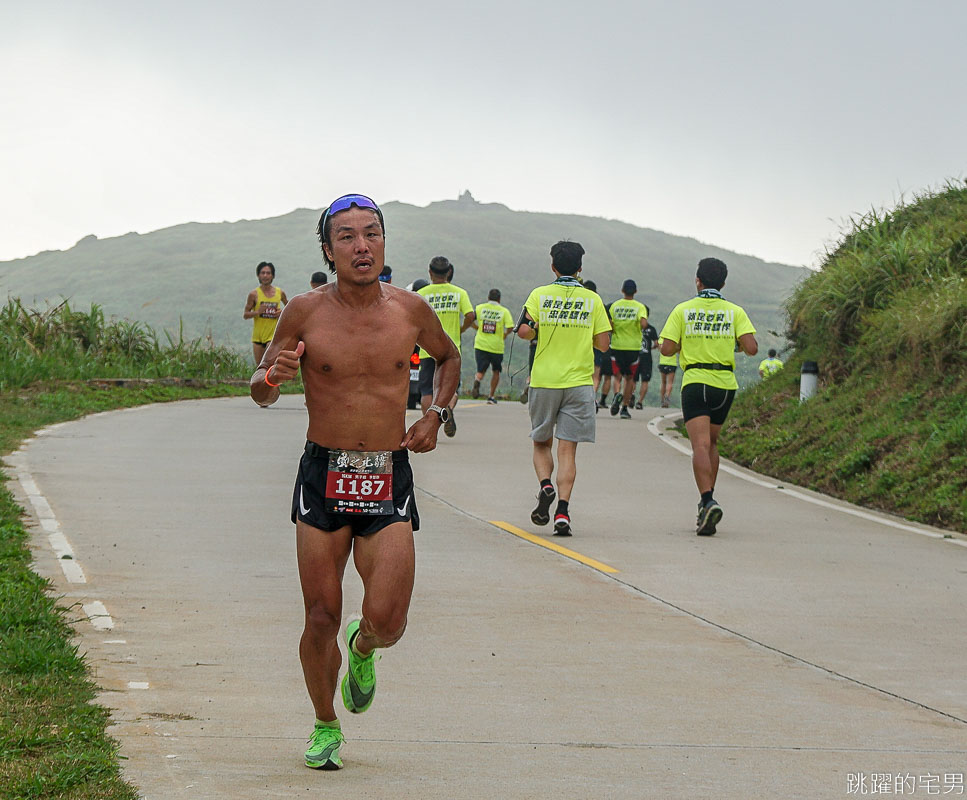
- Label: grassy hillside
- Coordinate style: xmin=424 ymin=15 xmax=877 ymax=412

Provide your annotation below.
xmin=0 ymin=194 xmax=806 ymax=389
xmin=721 ymin=182 xmax=967 ymax=532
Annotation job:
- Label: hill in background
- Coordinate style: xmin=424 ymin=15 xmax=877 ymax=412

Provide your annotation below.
xmin=0 ymin=192 xmax=806 ymax=385
xmin=722 ymin=181 xmax=967 ymax=532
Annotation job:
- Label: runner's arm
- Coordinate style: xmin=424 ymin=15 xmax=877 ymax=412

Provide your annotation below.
xmin=593 ymin=331 xmax=611 ymax=352
xmin=403 ymin=303 xmax=461 ymax=452
xmin=250 ymin=299 xmax=304 ymax=406
xmin=243 ymin=289 xmax=259 ymax=319
xmin=660 ymin=338 xmax=680 ymax=356
xmin=737 ymin=333 xmax=758 ymax=356
xmin=460 ymin=310 xmax=476 ymax=333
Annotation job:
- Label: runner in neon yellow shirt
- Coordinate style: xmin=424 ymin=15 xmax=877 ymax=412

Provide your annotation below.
xmin=657 ymin=342 xmax=678 ymax=408
xmin=606 ymin=279 xmax=648 ymax=419
xmin=416 ymin=256 xmax=475 ymax=437
xmin=758 ymin=349 xmax=784 ymax=378
xmin=471 ymin=288 xmax=514 ymax=403
xmin=517 ymin=240 xmax=611 ymax=537
xmin=659 ymin=258 xmax=757 ymax=536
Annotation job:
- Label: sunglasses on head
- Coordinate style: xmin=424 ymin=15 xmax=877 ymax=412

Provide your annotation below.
xmin=321 ymin=194 xmax=384 ymax=248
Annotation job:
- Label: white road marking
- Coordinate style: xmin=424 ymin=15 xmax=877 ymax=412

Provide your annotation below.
xmin=647 ymin=411 xmax=965 ymax=546
xmin=83 ymin=601 xmax=115 ymax=630
xmin=15 ymin=468 xmax=87 ymax=583
xmin=128 ymin=682 xmax=150 ymax=690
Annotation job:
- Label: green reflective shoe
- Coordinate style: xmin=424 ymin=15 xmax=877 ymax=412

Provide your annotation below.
xmin=341 ymin=619 xmax=378 ymax=714
xmin=305 ymin=723 xmax=344 ymax=770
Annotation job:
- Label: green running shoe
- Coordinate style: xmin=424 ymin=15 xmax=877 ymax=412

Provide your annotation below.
xmin=305 ymin=723 xmax=344 ymax=770
xmin=341 ymin=619 xmax=377 ymax=714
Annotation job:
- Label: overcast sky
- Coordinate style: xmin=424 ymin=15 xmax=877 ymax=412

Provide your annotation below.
xmin=2 ymin=0 xmax=964 ymax=267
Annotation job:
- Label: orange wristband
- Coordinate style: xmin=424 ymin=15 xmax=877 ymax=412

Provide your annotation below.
xmin=264 ymin=368 xmax=281 ymax=388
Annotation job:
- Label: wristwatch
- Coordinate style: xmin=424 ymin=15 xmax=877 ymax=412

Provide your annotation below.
xmin=427 ymin=404 xmax=451 ymax=424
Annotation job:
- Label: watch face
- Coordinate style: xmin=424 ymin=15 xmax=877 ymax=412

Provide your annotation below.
xmin=437 ymin=407 xmax=450 ymax=423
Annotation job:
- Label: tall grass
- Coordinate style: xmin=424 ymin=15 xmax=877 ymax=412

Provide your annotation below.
xmin=0 ymin=298 xmax=250 ymax=391
xmin=723 ymin=180 xmax=967 ymax=532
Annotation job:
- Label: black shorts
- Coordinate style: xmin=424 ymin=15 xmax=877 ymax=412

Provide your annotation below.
xmin=474 ymin=348 xmax=504 ymax=374
xmin=612 ymin=349 xmax=639 ymax=377
xmin=635 ymin=353 xmax=653 ymax=383
xmin=658 ymin=364 xmax=678 ymax=375
xmin=681 ymin=383 xmax=736 ymax=426
xmin=291 ymin=443 xmax=420 ymax=536
xmin=593 ymin=348 xmax=610 ymax=370
xmin=418 ymin=358 xmax=436 ymax=397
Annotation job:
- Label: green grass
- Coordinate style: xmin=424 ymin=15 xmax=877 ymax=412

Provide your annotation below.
xmin=0 ymin=298 xmax=262 ymax=798
xmin=722 ymin=181 xmax=967 ymax=533
xmin=0 ymin=383 xmax=252 ymax=799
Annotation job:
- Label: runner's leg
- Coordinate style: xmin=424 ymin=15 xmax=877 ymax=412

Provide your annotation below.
xmin=533 ymin=437 xmax=554 ymax=483
xmin=296 ymin=522 xmax=354 ymax=721
xmin=253 ymin=342 xmax=267 ymax=366
xmin=350 ymin=522 xmax=416 ymax=655
xmin=555 ymin=439 xmax=578 ymax=501
xmin=684 ymin=415 xmax=714 ymax=494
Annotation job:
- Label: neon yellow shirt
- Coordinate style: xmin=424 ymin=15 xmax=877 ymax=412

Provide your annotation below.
xmin=609 ymin=298 xmax=648 ymax=351
xmin=524 ymin=278 xmax=611 ymax=389
xmin=417 ymin=282 xmax=473 ymax=358
xmin=658 ymin=340 xmax=678 ymax=368
xmin=473 ymin=302 xmax=514 ymax=354
xmin=251 ymin=285 xmax=285 ymax=344
xmin=659 ymin=294 xmax=756 ymax=390
xmin=759 ymin=357 xmax=784 ymax=377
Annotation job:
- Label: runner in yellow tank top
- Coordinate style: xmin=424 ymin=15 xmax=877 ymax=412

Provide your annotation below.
xmin=244 ymin=261 xmax=288 ymax=365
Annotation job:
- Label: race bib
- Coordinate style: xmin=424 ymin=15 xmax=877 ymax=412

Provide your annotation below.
xmin=324 ymin=449 xmax=393 ymax=514
xmin=482 ymin=320 xmax=497 ymax=334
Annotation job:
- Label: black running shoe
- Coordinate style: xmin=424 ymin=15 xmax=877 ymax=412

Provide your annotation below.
xmin=553 ymin=513 xmax=572 ymax=536
xmin=620 ymin=406 xmax=632 ymax=419
xmin=519 ymin=387 xmax=529 ymax=404
xmin=531 ymin=485 xmax=556 ymax=526
xmin=634 ymin=401 xmax=643 ymax=410
xmin=610 ymin=392 xmax=623 ymax=416
xmin=471 ymin=379 xmax=481 ymax=399
xmin=444 ymin=408 xmax=456 ymax=438
xmin=696 ymin=500 xmax=723 ymax=536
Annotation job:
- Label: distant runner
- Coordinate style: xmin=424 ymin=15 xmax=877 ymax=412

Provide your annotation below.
xmin=417 ymin=257 xmax=475 ymax=437
xmin=657 ymin=341 xmax=678 ymax=408
xmin=607 ymin=279 xmax=648 ymax=419
xmin=659 ymin=257 xmax=757 ymax=536
xmin=634 ymin=319 xmax=659 ymax=409
xmin=250 ymin=194 xmax=459 ymax=771
xmin=471 ymin=288 xmax=514 ymax=404
xmin=517 ymin=241 xmax=611 ymax=536
xmin=758 ymin=349 xmax=784 ymax=378
xmin=244 ymin=261 xmax=288 ymax=364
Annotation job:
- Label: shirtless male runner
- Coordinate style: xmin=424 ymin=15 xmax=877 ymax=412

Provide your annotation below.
xmin=250 ymin=194 xmax=460 ymax=771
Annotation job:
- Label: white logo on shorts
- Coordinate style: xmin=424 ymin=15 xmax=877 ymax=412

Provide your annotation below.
xmin=299 ymin=487 xmax=311 ymax=516
xmin=396 ymin=495 xmax=410 ymax=517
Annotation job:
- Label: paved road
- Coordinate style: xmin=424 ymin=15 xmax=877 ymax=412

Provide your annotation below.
xmin=7 ymin=395 xmax=967 ymax=799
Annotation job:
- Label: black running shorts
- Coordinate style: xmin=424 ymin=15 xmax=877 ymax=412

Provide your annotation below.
xmin=291 ymin=443 xmax=420 ymax=536
xmin=593 ymin=348 xmax=610 ymax=370
xmin=612 ymin=349 xmax=639 ymax=377
xmin=658 ymin=364 xmax=678 ymax=376
xmin=635 ymin=352 xmax=653 ymax=383
xmin=681 ymin=383 xmax=736 ymax=426
xmin=474 ymin=348 xmax=504 ymax=374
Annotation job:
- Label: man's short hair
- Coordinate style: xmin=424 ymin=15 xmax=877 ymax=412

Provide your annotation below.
xmin=488 ymin=288 xmax=501 ymax=302
xmin=310 ymin=271 xmax=328 ymax=286
xmin=257 ymin=261 xmax=275 ymax=278
xmin=621 ymin=279 xmax=637 ymax=295
xmin=696 ymin=257 xmax=727 ymax=290
xmin=550 ymin=240 xmax=585 ymax=276
xmin=582 ymin=279 xmax=597 ymax=293
xmin=768 ymin=348 xmax=777 ymax=358
xmin=429 ymin=256 xmax=451 ymax=275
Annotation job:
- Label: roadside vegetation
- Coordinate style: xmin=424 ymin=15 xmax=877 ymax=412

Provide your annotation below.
xmin=722 ymin=181 xmax=967 ymax=532
xmin=0 ymin=299 xmax=254 ymax=798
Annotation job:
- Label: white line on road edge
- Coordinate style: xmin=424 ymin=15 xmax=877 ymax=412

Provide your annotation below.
xmin=83 ymin=601 xmax=115 ymax=631
xmin=16 ymin=468 xmax=88 ymax=582
xmin=647 ymin=411 xmax=967 ymax=547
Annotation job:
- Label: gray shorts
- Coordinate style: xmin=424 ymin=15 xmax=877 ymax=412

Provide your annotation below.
xmin=528 ymin=385 xmax=596 ymax=443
